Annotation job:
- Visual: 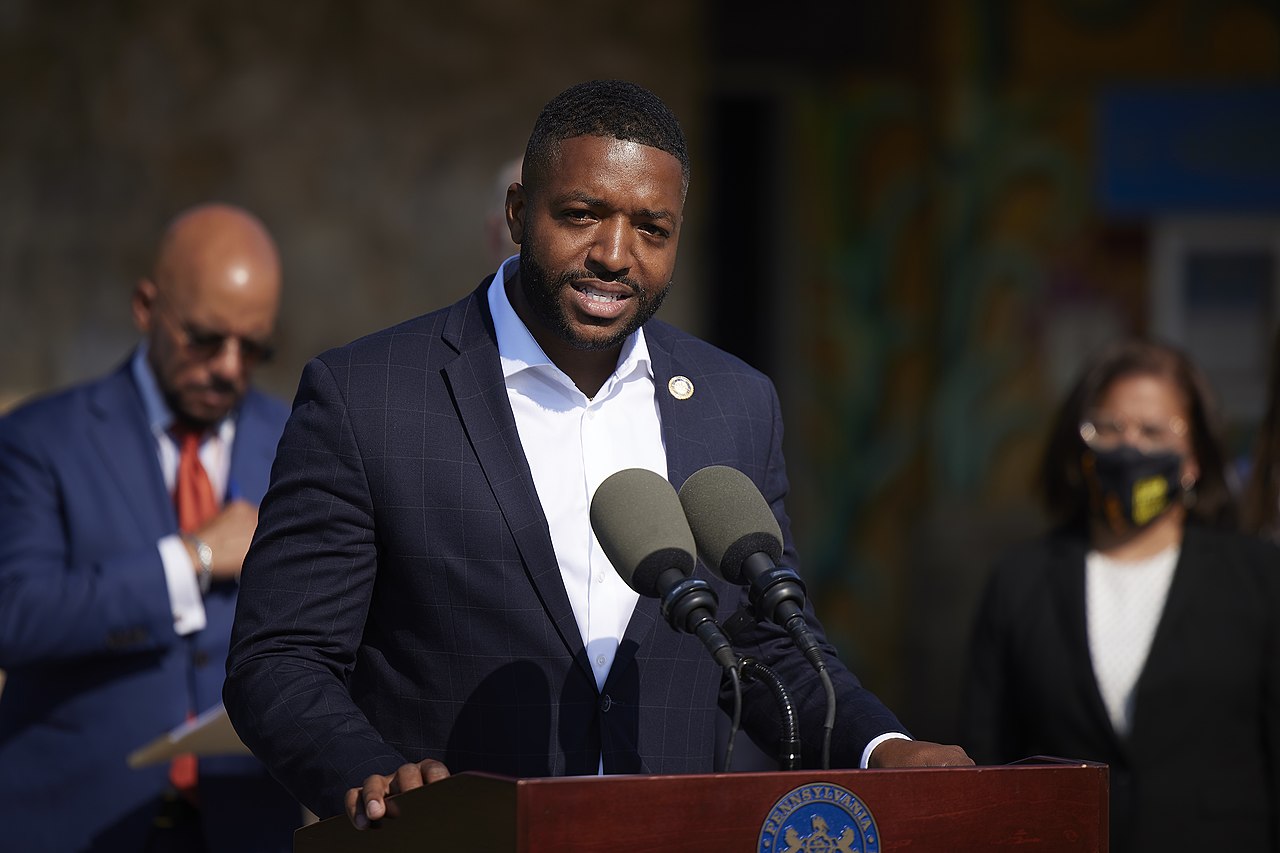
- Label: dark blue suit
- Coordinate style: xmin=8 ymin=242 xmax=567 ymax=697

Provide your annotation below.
xmin=225 ymin=282 xmax=907 ymax=818
xmin=0 ymin=358 xmax=299 ymax=852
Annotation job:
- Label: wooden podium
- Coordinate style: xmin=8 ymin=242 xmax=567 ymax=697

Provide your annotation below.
xmin=294 ymin=757 xmax=1107 ymax=852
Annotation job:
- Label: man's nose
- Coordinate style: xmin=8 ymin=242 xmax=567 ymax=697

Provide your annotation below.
xmin=208 ymin=338 xmax=248 ymax=380
xmin=586 ymin=218 xmax=632 ymax=277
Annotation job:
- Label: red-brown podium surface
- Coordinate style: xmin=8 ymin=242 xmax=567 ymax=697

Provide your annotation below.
xmin=294 ymin=757 xmax=1107 ymax=853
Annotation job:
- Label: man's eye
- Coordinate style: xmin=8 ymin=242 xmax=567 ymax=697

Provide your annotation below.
xmin=190 ymin=332 xmax=224 ymax=349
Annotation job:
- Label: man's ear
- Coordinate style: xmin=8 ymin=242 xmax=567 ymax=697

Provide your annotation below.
xmin=505 ymin=182 xmax=526 ymax=245
xmin=132 ymin=278 xmax=157 ymax=334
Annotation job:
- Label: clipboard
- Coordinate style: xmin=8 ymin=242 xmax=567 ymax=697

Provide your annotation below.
xmin=126 ymin=702 xmax=251 ymax=768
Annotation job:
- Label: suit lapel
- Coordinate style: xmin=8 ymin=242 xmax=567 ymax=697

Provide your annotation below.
xmin=1129 ymin=528 xmax=1200 ymax=738
xmin=440 ymin=285 xmax=588 ymax=672
xmin=228 ymin=392 xmax=279 ymax=504
xmin=645 ymin=322 xmax=716 ymax=489
xmin=87 ymin=364 xmax=175 ymax=538
xmin=1045 ymin=533 xmax=1129 ymax=755
xmin=648 ymin=326 xmax=712 ymax=491
xmin=609 ymin=326 xmax=714 ymax=685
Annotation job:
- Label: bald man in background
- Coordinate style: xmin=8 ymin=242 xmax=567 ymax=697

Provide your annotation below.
xmin=484 ymin=155 xmax=523 ymax=267
xmin=0 ymin=203 xmax=298 ymax=852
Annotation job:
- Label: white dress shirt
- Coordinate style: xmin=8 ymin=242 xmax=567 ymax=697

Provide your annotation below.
xmin=1085 ymin=543 xmax=1179 ymax=735
xmin=132 ymin=345 xmax=234 ymax=636
xmin=488 ymin=258 xmax=666 ymax=693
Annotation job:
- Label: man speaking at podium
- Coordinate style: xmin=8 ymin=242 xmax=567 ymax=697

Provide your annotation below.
xmin=224 ymin=80 xmax=972 ymax=828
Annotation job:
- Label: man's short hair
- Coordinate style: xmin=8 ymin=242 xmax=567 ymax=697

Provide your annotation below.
xmin=523 ymin=80 xmax=690 ymax=199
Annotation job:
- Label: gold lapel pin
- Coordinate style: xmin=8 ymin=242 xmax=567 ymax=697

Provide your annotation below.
xmin=668 ymin=375 xmax=694 ymax=400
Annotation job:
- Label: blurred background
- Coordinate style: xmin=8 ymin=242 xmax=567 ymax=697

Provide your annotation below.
xmin=3 ymin=0 xmax=1279 ymax=745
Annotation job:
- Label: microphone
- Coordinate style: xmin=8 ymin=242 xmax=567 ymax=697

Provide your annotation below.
xmin=678 ymin=465 xmax=837 ymax=769
xmin=589 ymin=468 xmax=737 ymax=671
xmin=677 ymin=465 xmax=822 ymax=669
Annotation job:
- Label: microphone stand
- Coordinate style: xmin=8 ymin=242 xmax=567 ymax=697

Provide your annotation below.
xmin=739 ymin=657 xmax=801 ymax=771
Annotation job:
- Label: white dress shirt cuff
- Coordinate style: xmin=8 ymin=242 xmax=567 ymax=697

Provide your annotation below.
xmin=159 ymin=534 xmax=207 ymax=636
xmin=861 ymin=732 xmax=911 ymax=769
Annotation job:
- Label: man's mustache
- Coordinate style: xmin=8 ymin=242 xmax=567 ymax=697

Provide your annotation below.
xmin=556 ymin=269 xmax=643 ymax=297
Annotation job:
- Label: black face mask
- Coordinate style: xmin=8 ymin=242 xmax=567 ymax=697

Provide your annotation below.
xmin=1083 ymin=445 xmax=1184 ymax=532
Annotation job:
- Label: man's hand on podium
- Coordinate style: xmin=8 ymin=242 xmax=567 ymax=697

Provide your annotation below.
xmin=346 ymin=758 xmax=451 ymax=829
xmin=340 ymin=740 xmax=973 ymax=830
xmin=868 ymin=739 xmax=974 ymax=768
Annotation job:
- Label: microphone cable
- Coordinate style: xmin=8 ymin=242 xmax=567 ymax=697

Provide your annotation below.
xmin=739 ymin=657 xmax=801 ymax=770
xmin=816 ymin=664 xmax=835 ymax=770
xmin=721 ymin=662 xmax=742 ymax=773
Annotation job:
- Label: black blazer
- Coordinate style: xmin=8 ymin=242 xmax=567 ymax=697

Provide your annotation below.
xmin=225 ymin=282 xmax=906 ymax=817
xmin=962 ymin=523 xmax=1280 ymax=852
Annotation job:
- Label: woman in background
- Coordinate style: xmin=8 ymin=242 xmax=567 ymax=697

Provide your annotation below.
xmin=962 ymin=339 xmax=1280 ymax=853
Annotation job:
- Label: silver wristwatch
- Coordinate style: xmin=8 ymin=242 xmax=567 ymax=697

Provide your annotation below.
xmin=187 ymin=535 xmax=214 ymax=595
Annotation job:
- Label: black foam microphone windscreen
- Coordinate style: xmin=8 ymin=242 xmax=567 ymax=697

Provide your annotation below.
xmin=590 ymin=468 xmax=697 ymax=596
xmin=678 ymin=465 xmax=783 ymax=584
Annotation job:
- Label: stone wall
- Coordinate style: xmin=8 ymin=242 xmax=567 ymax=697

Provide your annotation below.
xmin=0 ymin=0 xmax=705 ymax=407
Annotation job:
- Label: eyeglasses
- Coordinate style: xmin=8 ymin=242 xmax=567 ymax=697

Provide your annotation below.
xmin=1079 ymin=414 xmax=1189 ymax=453
xmin=155 ymin=302 xmax=275 ymax=367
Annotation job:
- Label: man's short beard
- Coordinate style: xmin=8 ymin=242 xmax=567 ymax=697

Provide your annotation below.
xmin=166 ymin=384 xmax=240 ymax=430
xmin=519 ymin=243 xmax=669 ymax=352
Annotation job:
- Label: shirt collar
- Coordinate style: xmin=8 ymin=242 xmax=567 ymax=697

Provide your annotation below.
xmin=486 ymin=256 xmax=652 ymax=388
xmin=132 ymin=343 xmax=175 ymax=436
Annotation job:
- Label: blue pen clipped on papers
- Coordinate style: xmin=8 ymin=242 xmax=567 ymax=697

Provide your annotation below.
xmin=225 ymin=478 xmax=243 ymax=503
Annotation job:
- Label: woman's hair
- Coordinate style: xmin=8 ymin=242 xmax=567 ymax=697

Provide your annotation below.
xmin=1040 ymin=338 xmax=1237 ymax=529
xmin=1242 ymin=328 xmax=1280 ymax=538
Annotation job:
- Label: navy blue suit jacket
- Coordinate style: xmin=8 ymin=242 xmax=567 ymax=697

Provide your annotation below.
xmin=0 ymin=358 xmax=299 ymax=852
xmin=225 ymin=282 xmax=906 ymax=817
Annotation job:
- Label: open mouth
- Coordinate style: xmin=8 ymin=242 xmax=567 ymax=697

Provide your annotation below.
xmin=574 ymin=282 xmax=629 ymax=302
xmin=570 ymin=281 xmax=632 ymax=318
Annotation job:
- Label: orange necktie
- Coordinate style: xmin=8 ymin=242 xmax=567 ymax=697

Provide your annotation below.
xmin=175 ymin=426 xmax=219 ymax=533
xmin=170 ymin=425 xmax=218 ymax=795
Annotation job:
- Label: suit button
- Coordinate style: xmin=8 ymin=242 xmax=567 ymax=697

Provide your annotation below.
xmin=600 ymin=695 xmax=612 ymax=712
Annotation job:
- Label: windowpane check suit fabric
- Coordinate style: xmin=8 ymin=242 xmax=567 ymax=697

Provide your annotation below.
xmin=225 ymin=280 xmax=907 ymax=818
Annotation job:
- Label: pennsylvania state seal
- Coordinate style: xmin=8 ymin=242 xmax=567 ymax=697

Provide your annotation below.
xmin=758 ymin=783 xmax=880 ymax=853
